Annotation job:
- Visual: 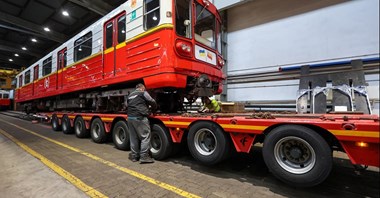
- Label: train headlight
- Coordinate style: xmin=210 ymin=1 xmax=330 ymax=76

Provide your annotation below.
xmin=217 ymin=56 xmax=225 ymax=67
xmin=175 ymin=40 xmax=193 ymax=57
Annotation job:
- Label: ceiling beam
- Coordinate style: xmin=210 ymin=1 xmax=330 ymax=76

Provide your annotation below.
xmin=0 ymin=23 xmax=49 ymax=39
xmin=0 ymin=44 xmax=42 ymax=58
xmin=0 ymin=11 xmax=68 ymax=43
xmin=68 ymin=0 xmax=113 ymax=16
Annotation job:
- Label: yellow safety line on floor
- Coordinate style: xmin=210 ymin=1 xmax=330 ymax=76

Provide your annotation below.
xmin=0 ymin=128 xmax=107 ymax=198
xmin=0 ymin=119 xmax=201 ymax=198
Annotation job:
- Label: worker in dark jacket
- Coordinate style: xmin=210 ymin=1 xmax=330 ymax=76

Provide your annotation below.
xmin=127 ymin=83 xmax=157 ymax=163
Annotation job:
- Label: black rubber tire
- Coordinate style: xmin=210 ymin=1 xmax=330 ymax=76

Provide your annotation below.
xmin=262 ymin=125 xmax=332 ymax=187
xmin=90 ymin=118 xmax=107 ymax=143
xmin=51 ymin=114 xmax=61 ymax=131
xmin=112 ymin=120 xmax=130 ymax=150
xmin=74 ymin=116 xmax=89 ymax=138
xmin=187 ymin=122 xmax=231 ymax=165
xmin=150 ymin=124 xmax=176 ymax=160
xmin=62 ymin=115 xmax=73 ymax=134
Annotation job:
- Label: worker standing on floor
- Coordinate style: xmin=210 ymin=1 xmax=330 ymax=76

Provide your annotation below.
xmin=127 ymin=83 xmax=157 ymax=164
xmin=198 ymin=97 xmax=221 ymax=113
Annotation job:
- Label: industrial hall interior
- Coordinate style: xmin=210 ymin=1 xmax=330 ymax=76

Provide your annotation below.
xmin=0 ymin=0 xmax=379 ymax=197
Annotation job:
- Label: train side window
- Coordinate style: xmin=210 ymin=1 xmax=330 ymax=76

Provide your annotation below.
xmin=42 ymin=57 xmax=52 ymax=76
xmin=74 ymin=32 xmax=92 ymax=62
xmin=19 ymin=75 xmax=23 ymax=87
xmin=144 ymin=0 xmax=160 ymax=30
xmin=117 ymin=15 xmax=126 ymax=43
xmin=3 ymin=93 xmax=9 ymax=99
xmin=25 ymin=70 xmax=31 ymax=84
xmin=105 ymin=23 xmax=113 ymax=49
xmin=33 ymin=65 xmax=39 ymax=81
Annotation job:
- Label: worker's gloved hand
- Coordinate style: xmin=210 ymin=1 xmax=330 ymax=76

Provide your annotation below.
xmin=198 ymin=107 xmax=207 ymax=113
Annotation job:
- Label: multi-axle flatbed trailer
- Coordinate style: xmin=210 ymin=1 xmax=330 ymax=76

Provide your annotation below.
xmin=45 ymin=111 xmax=379 ymax=187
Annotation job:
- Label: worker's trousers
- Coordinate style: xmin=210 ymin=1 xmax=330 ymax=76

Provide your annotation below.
xmin=127 ymin=117 xmax=151 ymax=157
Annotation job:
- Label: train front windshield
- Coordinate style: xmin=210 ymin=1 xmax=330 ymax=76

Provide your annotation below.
xmin=175 ymin=0 xmax=221 ymax=53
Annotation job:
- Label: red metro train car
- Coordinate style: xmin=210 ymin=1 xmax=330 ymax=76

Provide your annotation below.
xmin=0 ymin=90 xmax=11 ymax=110
xmin=15 ymin=0 xmax=224 ymax=112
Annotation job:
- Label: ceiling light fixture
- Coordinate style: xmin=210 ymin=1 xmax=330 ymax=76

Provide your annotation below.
xmin=9 ymin=59 xmax=13 ymax=62
xmin=15 ymin=54 xmax=19 ymax=57
xmin=44 ymin=27 xmax=50 ymax=32
xmin=22 ymin=47 xmax=27 ymax=50
xmin=62 ymin=11 xmax=69 ymax=16
xmin=31 ymin=38 xmax=37 ymax=42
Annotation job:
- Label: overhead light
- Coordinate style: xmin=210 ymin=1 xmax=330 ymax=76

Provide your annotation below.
xmin=152 ymin=15 xmax=158 ymax=21
xmin=9 ymin=59 xmax=13 ymax=62
xmin=22 ymin=47 xmax=27 ymax=50
xmin=14 ymin=54 xmax=19 ymax=57
xmin=62 ymin=10 xmax=69 ymax=16
xmin=31 ymin=38 xmax=37 ymax=42
xmin=44 ymin=27 xmax=50 ymax=32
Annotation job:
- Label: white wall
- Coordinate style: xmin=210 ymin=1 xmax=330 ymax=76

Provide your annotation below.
xmin=224 ymin=0 xmax=379 ymax=113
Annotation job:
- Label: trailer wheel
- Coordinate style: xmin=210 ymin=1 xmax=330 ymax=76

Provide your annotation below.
xmin=150 ymin=124 xmax=175 ymax=160
xmin=187 ymin=122 xmax=230 ymax=165
xmin=62 ymin=115 xmax=73 ymax=134
xmin=263 ymin=125 xmax=332 ymax=187
xmin=90 ymin=118 xmax=107 ymax=143
xmin=74 ymin=116 xmax=89 ymax=138
xmin=112 ymin=120 xmax=130 ymax=150
xmin=51 ymin=115 xmax=61 ymax=131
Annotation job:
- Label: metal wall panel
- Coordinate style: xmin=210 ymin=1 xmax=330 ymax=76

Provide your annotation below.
xmin=224 ymin=0 xmax=379 ymax=114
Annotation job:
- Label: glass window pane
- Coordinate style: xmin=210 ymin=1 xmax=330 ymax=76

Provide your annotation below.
xmin=74 ymin=32 xmax=92 ymax=62
xmin=34 ymin=66 xmax=39 ymax=80
xmin=64 ymin=50 xmax=67 ymax=67
xmin=175 ymin=0 xmax=191 ymax=38
xmin=19 ymin=76 xmax=23 ymax=87
xmin=106 ymin=23 xmax=113 ymax=48
xmin=144 ymin=0 xmax=160 ymax=30
xmin=195 ymin=3 xmax=216 ymax=49
xmin=118 ymin=15 xmax=126 ymax=43
xmin=42 ymin=57 xmax=52 ymax=76
xmin=58 ymin=53 xmax=63 ymax=70
xmin=25 ymin=70 xmax=30 ymax=84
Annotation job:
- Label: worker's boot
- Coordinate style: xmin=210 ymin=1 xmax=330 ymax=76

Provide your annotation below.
xmin=139 ymin=154 xmax=154 ymax=164
xmin=128 ymin=153 xmax=139 ymax=162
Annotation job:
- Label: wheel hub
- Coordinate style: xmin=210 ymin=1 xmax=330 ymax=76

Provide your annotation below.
xmin=274 ymin=136 xmax=316 ymax=174
xmin=152 ymin=135 xmax=161 ymax=149
xmin=289 ymin=147 xmax=302 ymax=159
xmin=194 ymin=128 xmax=217 ymax=156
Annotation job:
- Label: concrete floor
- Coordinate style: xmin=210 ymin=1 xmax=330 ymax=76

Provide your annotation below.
xmin=0 ymin=132 xmax=87 ymax=198
xmin=0 ymin=112 xmax=379 ymax=198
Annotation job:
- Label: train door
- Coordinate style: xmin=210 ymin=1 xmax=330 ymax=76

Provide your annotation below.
xmin=18 ymin=75 xmax=23 ymax=99
xmin=33 ymin=65 xmax=39 ymax=96
xmin=57 ymin=48 xmax=67 ymax=89
xmin=103 ymin=12 xmax=126 ymax=79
